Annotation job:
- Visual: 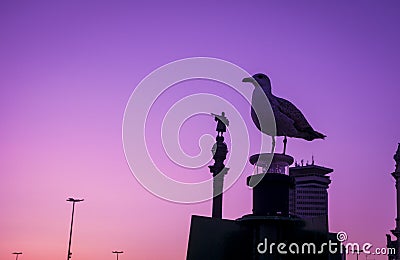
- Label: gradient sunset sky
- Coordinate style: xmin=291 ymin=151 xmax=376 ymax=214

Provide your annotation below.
xmin=1 ymin=1 xmax=400 ymax=260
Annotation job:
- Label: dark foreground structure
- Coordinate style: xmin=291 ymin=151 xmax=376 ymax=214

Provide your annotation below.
xmin=186 ymin=152 xmax=344 ymax=260
xmin=386 ymin=144 xmax=400 ymax=260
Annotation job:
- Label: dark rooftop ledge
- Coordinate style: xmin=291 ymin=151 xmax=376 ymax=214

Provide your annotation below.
xmin=249 ymin=153 xmax=294 ymax=167
xmin=290 ymin=164 xmax=333 ymax=175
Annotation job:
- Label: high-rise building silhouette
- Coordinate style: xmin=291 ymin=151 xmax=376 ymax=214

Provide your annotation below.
xmin=289 ymin=163 xmax=333 ymax=220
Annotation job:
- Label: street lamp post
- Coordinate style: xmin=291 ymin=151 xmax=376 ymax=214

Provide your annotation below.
xmin=66 ymin=197 xmax=84 ymax=260
xmin=12 ymin=252 xmax=22 ymax=260
xmin=112 ymin=251 xmax=123 ymax=260
xmin=351 ymin=249 xmax=363 ymax=260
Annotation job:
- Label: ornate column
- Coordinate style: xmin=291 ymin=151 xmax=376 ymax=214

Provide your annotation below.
xmin=209 ymin=112 xmax=229 ymax=219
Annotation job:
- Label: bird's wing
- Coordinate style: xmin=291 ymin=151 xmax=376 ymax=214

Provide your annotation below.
xmin=275 ymin=96 xmax=313 ymax=131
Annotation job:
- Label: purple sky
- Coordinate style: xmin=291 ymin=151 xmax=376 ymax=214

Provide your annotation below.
xmin=1 ymin=1 xmax=400 ymax=259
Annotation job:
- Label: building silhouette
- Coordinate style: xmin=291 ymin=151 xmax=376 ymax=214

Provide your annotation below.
xmin=186 ymin=114 xmax=344 ymax=259
xmin=289 ymin=164 xmax=333 ymax=220
xmin=387 ymin=144 xmax=400 ymax=260
xmin=187 ymin=153 xmax=344 ymax=259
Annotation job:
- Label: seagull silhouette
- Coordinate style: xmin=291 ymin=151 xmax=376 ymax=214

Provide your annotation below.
xmin=242 ymin=73 xmax=326 ymax=154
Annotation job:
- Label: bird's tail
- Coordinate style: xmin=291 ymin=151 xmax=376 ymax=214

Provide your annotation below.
xmin=312 ymin=130 xmax=326 ymax=140
xmin=303 ymin=129 xmax=326 ymax=141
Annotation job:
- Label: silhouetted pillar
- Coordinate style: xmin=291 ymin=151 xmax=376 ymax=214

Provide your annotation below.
xmin=247 ymin=153 xmax=294 ymax=216
xmin=239 ymin=153 xmax=303 ymax=260
xmin=209 ymin=113 xmax=229 ymax=219
xmin=212 ymin=175 xmax=223 ymax=218
xmin=210 ymin=165 xmax=229 ymax=218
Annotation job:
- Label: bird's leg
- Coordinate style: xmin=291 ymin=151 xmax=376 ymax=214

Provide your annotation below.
xmin=271 ymin=136 xmax=276 ymax=154
xmin=283 ymin=136 xmax=287 ymax=155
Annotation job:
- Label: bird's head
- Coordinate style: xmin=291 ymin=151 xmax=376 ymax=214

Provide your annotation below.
xmin=242 ymin=73 xmax=272 ymax=94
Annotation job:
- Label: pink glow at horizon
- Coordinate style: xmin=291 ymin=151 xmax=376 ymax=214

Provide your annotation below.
xmin=1 ymin=1 xmax=400 ymax=259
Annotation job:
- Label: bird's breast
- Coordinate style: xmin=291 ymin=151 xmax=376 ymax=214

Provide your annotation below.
xmin=251 ymin=92 xmax=276 ymax=136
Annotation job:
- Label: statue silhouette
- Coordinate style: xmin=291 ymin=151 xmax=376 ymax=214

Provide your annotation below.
xmin=211 ymin=112 xmax=229 ymax=136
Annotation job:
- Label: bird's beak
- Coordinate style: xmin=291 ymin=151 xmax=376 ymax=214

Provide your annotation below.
xmin=242 ymin=77 xmax=255 ymax=83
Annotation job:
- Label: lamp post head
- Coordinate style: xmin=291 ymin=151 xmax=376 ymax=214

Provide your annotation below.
xmin=66 ymin=198 xmax=84 ymax=203
xmin=112 ymin=251 xmax=124 ymax=254
xmin=12 ymin=252 xmax=22 ymax=255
